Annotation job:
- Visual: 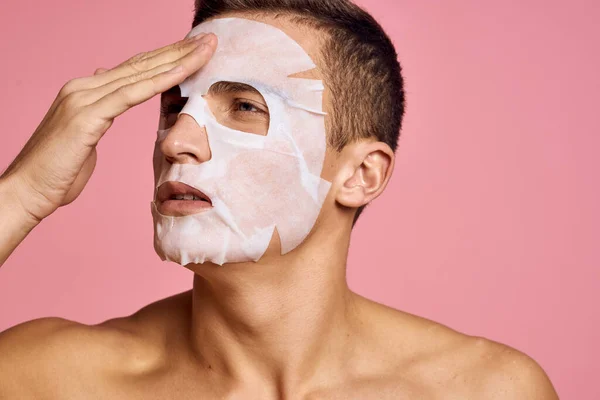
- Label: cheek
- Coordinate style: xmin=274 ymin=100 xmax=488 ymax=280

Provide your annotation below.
xmin=152 ymin=143 xmax=163 ymax=185
xmin=218 ymin=151 xmax=317 ymax=231
xmin=319 ymin=149 xmax=339 ymax=183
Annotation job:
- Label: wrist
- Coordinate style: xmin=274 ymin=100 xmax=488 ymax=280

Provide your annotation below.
xmin=0 ymin=174 xmax=42 ymax=230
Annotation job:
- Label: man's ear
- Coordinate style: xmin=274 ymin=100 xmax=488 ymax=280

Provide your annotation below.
xmin=335 ymin=141 xmax=395 ymax=208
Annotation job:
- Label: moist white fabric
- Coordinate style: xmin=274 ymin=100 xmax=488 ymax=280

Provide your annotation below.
xmin=151 ymin=18 xmax=331 ymax=266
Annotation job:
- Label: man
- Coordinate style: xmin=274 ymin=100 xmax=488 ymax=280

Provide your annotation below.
xmin=0 ymin=0 xmax=558 ymax=398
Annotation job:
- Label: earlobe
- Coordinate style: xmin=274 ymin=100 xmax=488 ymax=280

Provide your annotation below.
xmin=336 ymin=142 xmax=394 ymax=209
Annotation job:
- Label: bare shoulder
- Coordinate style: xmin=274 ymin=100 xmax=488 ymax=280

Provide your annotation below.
xmin=353 ymin=297 xmax=558 ymax=399
xmin=466 ymin=337 xmax=559 ymax=399
xmin=0 ymin=317 xmax=121 ymax=398
xmin=0 ymin=293 xmax=189 ymax=399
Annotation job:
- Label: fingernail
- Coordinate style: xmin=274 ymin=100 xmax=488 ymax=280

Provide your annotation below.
xmin=199 ymin=34 xmax=215 ymax=45
xmin=192 ymin=33 xmax=208 ymax=41
xmin=194 ymin=43 xmax=209 ymax=53
xmin=183 ymin=34 xmax=202 ymax=43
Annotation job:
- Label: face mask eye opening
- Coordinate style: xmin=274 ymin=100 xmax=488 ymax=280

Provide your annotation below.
xmin=202 ymin=81 xmax=271 ymax=136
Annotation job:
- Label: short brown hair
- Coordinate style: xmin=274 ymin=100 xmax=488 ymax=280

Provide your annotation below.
xmin=193 ymin=0 xmax=406 ymax=222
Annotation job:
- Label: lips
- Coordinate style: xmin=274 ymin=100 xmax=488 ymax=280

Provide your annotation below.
xmin=156 ymin=181 xmax=213 ymax=217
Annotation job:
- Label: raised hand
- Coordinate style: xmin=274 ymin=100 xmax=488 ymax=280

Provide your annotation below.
xmin=1 ymin=33 xmax=216 ymax=223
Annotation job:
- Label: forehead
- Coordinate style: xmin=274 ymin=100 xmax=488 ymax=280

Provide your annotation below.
xmin=181 ymin=17 xmax=325 ymax=115
xmin=201 ymin=13 xmax=323 ymax=80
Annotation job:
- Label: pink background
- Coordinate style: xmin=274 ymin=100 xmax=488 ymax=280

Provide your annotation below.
xmin=1 ymin=1 xmax=598 ymax=398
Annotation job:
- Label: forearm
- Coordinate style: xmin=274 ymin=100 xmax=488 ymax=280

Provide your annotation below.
xmin=0 ymin=176 xmax=40 ymax=266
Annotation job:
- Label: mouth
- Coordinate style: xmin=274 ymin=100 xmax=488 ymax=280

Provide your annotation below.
xmin=156 ymin=181 xmax=213 ymax=217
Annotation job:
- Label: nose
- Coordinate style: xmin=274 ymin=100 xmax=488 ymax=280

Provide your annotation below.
xmin=159 ymin=114 xmax=212 ymax=165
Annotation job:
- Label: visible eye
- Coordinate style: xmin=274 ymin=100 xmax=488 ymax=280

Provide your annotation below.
xmin=231 ymin=99 xmax=266 ymax=114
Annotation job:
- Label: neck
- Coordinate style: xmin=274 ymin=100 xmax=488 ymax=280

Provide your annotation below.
xmin=187 ymin=226 xmax=358 ymax=392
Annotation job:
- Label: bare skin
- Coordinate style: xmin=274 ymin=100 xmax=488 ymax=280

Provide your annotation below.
xmin=0 ymin=12 xmax=558 ymax=400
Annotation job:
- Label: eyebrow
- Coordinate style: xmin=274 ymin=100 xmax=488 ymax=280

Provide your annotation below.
xmin=160 ymin=82 xmax=266 ymax=107
xmin=208 ymin=81 xmax=262 ymax=96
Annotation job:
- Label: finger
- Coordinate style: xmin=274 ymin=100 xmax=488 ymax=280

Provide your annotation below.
xmin=119 ymin=33 xmax=208 ymax=66
xmin=83 ymin=38 xmax=217 ymax=104
xmin=89 ymin=34 xmax=212 ymax=87
xmin=45 ymin=35 xmax=212 ymax=125
xmin=115 ymin=33 xmax=206 ymax=66
xmin=52 ymin=34 xmax=210 ymax=101
xmin=89 ymin=43 xmax=216 ymax=122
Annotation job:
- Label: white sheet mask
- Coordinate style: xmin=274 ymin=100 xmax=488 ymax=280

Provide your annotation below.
xmin=151 ymin=18 xmax=331 ymax=266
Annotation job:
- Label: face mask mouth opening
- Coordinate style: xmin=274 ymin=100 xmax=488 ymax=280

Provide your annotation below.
xmin=156 ymin=181 xmax=213 ymax=206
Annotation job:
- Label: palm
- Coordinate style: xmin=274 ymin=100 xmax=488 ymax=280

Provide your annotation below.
xmin=61 ymin=149 xmax=97 ymax=206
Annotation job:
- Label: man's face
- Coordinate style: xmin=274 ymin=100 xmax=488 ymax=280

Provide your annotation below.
xmin=151 ymin=17 xmax=332 ymax=266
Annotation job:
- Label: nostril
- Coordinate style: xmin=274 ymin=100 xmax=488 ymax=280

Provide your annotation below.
xmin=164 ymin=152 xmax=201 ymax=165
